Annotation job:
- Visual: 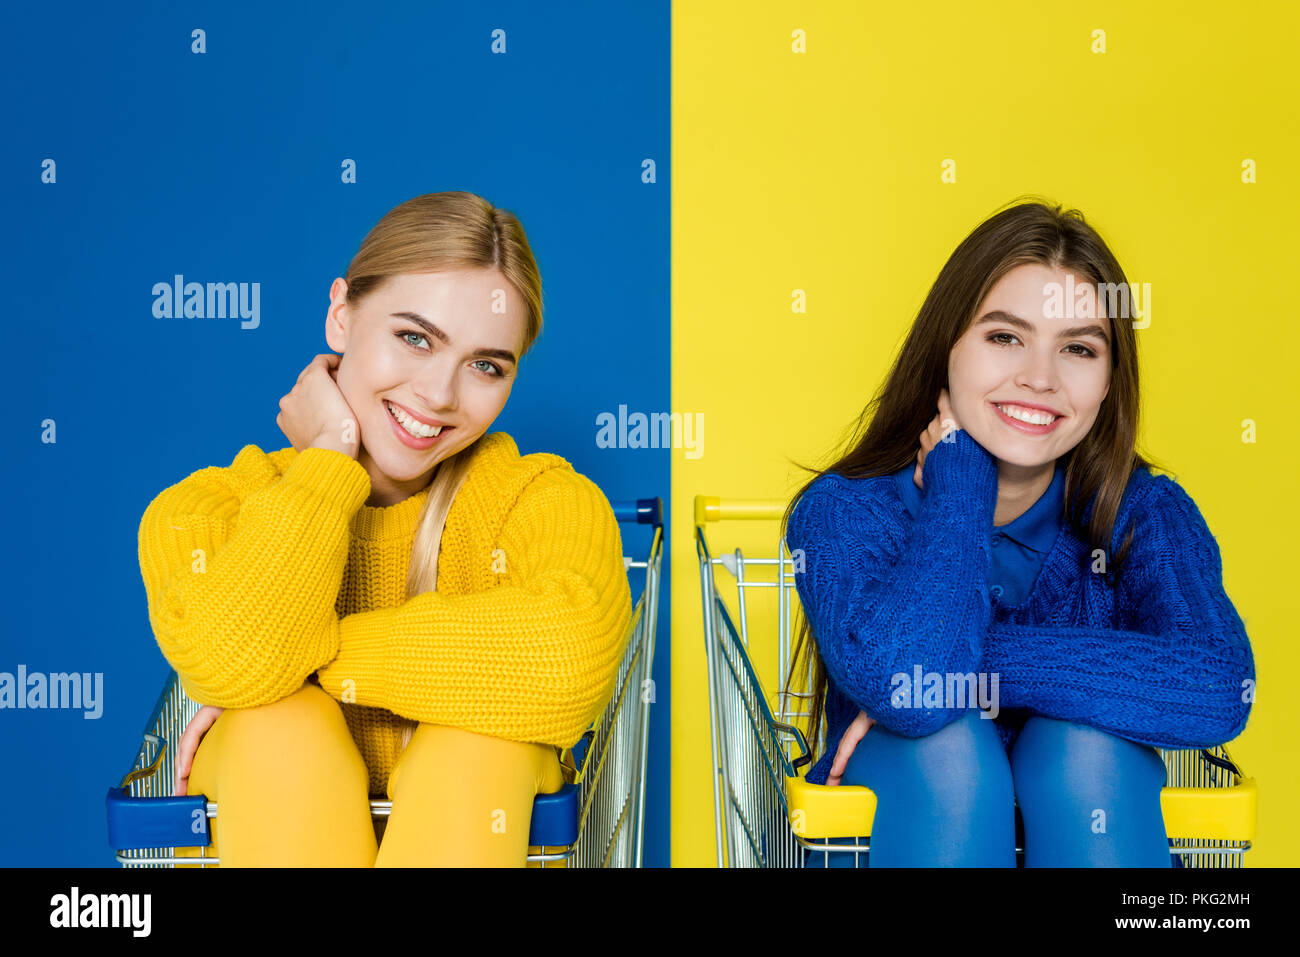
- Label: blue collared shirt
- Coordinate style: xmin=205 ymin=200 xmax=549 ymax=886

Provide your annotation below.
xmin=892 ymin=459 xmax=1066 ymax=607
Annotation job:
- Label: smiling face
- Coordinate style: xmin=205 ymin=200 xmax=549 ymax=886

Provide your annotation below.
xmin=947 ymin=262 xmax=1112 ymax=471
xmin=324 ymin=269 xmax=528 ymax=506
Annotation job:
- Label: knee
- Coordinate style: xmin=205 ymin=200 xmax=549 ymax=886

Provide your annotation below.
xmin=218 ymin=681 xmax=345 ymax=735
xmin=392 ymin=725 xmax=560 ymax=800
xmin=207 ymin=682 xmax=367 ymax=787
xmin=400 ymin=724 xmax=545 ymax=777
xmin=1010 ymin=717 xmax=1167 ymax=802
xmin=846 ymin=710 xmax=1012 ymax=813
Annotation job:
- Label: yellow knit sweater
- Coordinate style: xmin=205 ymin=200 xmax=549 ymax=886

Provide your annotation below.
xmin=137 ymin=431 xmax=633 ymax=796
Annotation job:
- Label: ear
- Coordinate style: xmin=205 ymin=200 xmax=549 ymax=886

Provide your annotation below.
xmin=325 ymin=277 xmax=350 ymax=353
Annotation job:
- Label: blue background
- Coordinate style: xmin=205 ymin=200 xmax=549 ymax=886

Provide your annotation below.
xmin=1 ymin=1 xmax=670 ymax=866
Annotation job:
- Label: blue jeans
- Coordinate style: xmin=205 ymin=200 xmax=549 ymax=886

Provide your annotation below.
xmin=803 ymin=710 xmax=1173 ymax=867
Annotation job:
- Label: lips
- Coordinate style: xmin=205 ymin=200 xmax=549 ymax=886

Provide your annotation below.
xmin=384 ymin=399 xmax=453 ymax=449
xmin=992 ymin=400 xmax=1063 ymax=417
xmin=991 ymin=401 xmax=1064 ymax=435
xmin=384 ymin=399 xmax=449 ymax=429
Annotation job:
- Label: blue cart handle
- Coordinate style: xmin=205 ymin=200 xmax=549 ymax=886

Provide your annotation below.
xmin=613 ymin=498 xmax=662 ymax=527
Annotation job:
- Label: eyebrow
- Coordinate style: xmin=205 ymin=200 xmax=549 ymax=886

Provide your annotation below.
xmin=976 ymin=310 xmax=1110 ymax=349
xmin=389 ymin=312 xmax=518 ymax=364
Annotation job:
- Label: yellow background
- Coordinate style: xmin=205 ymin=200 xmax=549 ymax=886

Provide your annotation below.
xmin=672 ymin=0 xmax=1299 ymax=866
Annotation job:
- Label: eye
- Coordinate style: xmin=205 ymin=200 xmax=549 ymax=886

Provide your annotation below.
xmin=987 ymin=333 xmax=1096 ymax=358
xmin=398 ymin=330 xmax=505 ymax=375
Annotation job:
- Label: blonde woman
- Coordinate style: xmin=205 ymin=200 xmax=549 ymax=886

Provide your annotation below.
xmin=137 ymin=191 xmax=633 ymax=866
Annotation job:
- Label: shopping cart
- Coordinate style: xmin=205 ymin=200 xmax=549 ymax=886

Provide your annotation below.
xmin=108 ymin=497 xmax=663 ymax=868
xmin=696 ymin=494 xmax=1258 ymax=868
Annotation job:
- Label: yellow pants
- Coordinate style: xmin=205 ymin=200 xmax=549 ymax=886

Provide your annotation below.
xmin=175 ymin=681 xmax=567 ymax=867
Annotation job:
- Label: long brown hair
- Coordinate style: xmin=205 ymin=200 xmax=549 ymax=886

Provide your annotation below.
xmin=341 ymin=191 xmax=545 ymax=600
xmin=780 ymin=197 xmax=1169 ymax=754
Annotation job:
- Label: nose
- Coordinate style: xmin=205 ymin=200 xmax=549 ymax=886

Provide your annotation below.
xmin=1014 ymin=345 xmax=1062 ymax=395
xmin=409 ymin=355 xmax=459 ymax=415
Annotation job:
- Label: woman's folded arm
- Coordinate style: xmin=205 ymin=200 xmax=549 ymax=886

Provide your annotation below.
xmin=980 ymin=476 xmax=1255 ymax=749
xmin=313 ymin=466 xmax=634 ymax=749
xmin=137 ymin=445 xmax=371 ymax=708
xmin=786 ymin=430 xmax=1000 ymax=736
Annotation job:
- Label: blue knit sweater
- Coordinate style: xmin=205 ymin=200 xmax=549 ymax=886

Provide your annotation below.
xmin=786 ymin=429 xmax=1255 ymax=786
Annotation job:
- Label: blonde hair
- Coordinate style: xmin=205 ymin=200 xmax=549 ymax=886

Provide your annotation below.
xmin=342 ymin=191 xmax=544 ymax=602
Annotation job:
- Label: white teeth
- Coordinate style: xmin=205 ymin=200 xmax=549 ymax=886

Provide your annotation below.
xmin=386 ymin=400 xmax=443 ymax=438
xmin=996 ymin=404 xmax=1058 ymax=426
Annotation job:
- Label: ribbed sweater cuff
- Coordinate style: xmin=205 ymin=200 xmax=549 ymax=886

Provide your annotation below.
xmin=922 ymin=428 xmax=998 ymax=505
xmin=280 ymin=446 xmax=372 ymax=515
xmin=316 ymin=609 xmax=390 ymax=708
